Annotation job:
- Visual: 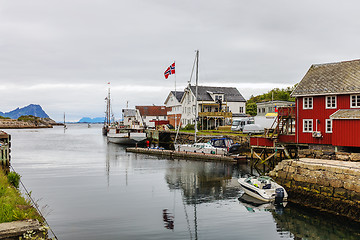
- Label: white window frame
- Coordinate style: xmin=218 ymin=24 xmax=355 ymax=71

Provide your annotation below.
xmin=326 ymin=119 xmax=333 ymax=133
xmin=303 ymin=97 xmax=313 ymax=109
xmin=350 ymin=95 xmax=360 ymax=108
xmin=303 ymin=119 xmax=313 ymax=133
xmin=326 ymin=96 xmax=337 ymax=109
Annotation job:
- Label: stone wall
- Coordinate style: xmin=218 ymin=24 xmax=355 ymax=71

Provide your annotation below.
xmin=269 ymin=158 xmax=360 ymax=222
xmin=298 ymin=149 xmax=360 ymax=162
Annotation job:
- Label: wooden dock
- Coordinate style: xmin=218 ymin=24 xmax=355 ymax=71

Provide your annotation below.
xmin=126 ymin=147 xmax=247 ymax=164
xmin=0 ymin=131 xmax=10 ymax=168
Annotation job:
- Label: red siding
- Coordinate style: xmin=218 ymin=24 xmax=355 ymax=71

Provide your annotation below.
xmin=278 ymin=135 xmax=295 ymax=143
xmin=332 ymin=119 xmax=360 ymax=147
xmin=250 ymin=137 xmax=274 ymax=147
xmin=296 ymin=95 xmax=351 ymax=146
xmin=167 ymin=114 xmax=182 ymax=127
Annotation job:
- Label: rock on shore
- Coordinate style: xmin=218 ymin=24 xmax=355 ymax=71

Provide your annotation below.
xmin=0 ymin=118 xmax=56 ymax=128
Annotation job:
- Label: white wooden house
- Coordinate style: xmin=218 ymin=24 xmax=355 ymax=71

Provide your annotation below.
xmin=164 ymin=91 xmax=184 ymax=128
xmin=180 ymin=84 xmax=246 ymax=129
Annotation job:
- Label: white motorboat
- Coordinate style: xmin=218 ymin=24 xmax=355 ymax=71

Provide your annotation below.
xmin=175 ymin=138 xmax=233 ymax=155
xmin=107 ymin=127 xmax=147 ymax=145
xmin=175 ymin=142 xmax=226 ymax=155
xmin=237 ymin=176 xmax=288 ymax=203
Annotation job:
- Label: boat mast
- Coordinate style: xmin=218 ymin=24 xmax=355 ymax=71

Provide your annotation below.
xmin=194 ymin=50 xmax=199 ymax=143
xmin=107 ymin=86 xmax=111 ymax=125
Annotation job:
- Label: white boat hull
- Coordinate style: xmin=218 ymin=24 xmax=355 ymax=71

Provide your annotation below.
xmin=107 ymin=131 xmax=146 ymax=145
xmin=238 ymin=177 xmax=288 ymax=203
xmin=175 ymin=143 xmax=227 ymax=155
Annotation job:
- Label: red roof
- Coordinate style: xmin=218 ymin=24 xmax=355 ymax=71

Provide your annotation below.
xmin=135 ymin=106 xmax=169 ymax=116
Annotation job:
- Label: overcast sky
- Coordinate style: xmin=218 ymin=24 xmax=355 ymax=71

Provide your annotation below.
xmin=1 ymin=0 xmax=360 ymax=121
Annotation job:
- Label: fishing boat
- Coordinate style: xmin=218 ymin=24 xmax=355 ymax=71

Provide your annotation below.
xmin=102 ymin=85 xmax=111 ymax=136
xmin=237 ymin=176 xmax=288 ymax=203
xmin=107 ymin=127 xmax=147 ymax=145
xmin=107 ymin=109 xmax=147 ymax=145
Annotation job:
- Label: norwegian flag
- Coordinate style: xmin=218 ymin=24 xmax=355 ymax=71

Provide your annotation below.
xmin=164 ymin=62 xmax=175 ymax=79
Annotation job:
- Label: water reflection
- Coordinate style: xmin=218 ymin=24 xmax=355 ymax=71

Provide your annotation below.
xmin=7 ymin=124 xmax=359 ymax=239
xmin=162 ymin=209 xmax=175 ymax=230
xmin=238 ymin=193 xmax=287 ymax=214
xmin=272 ymin=203 xmax=360 ymax=240
xmin=165 ymin=161 xmax=243 ymax=205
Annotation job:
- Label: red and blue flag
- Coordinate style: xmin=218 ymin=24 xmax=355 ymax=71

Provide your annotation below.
xmin=164 ymin=62 xmax=175 ymax=79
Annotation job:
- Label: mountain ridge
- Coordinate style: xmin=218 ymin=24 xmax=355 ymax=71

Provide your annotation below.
xmin=0 ymin=104 xmax=50 ymax=119
xmin=78 ymin=117 xmax=105 ymax=123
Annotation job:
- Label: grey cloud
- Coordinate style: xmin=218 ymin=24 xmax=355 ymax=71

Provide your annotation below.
xmin=1 ymin=0 xmax=360 ymax=121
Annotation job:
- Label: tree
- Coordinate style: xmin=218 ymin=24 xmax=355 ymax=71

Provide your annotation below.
xmin=245 ymin=84 xmax=297 ymax=116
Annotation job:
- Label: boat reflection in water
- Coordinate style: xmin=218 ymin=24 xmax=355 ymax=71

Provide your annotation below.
xmin=238 ymin=192 xmax=287 ymax=215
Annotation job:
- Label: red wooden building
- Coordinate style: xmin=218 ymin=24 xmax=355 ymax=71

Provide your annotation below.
xmin=251 ymin=59 xmax=360 ymax=151
xmin=291 ymin=59 xmax=360 ymax=149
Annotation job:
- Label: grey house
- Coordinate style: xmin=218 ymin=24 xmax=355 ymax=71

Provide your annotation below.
xmin=256 ymin=100 xmax=295 ymax=116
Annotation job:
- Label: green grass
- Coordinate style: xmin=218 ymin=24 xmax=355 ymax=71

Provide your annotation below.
xmin=0 ymin=170 xmax=42 ymax=223
xmin=170 ymin=129 xmax=249 ymax=137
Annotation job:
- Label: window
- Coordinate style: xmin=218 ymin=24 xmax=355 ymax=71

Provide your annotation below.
xmin=303 ymin=119 xmax=313 ymax=132
xmin=303 ymin=97 xmax=313 ymax=109
xmin=240 ymin=107 xmax=244 ymax=113
xmin=326 ymin=96 xmax=336 ymax=109
xmin=326 ymin=119 xmax=332 ymax=133
xmin=351 ymin=95 xmax=360 ymax=108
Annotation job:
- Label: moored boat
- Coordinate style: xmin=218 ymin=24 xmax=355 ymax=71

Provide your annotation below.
xmin=237 ymin=176 xmax=288 ymax=203
xmin=175 ymin=137 xmax=234 ymax=155
xmin=107 ymin=127 xmax=147 ymax=145
xmin=102 ymin=84 xmax=112 ymax=136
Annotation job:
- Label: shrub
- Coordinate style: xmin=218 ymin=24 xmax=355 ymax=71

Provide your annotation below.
xmin=7 ymin=172 xmax=21 ymax=189
xmin=183 ymin=124 xmax=195 ymax=130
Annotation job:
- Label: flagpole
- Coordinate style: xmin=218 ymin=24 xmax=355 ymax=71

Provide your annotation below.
xmin=195 ymin=50 xmax=199 ymax=143
xmin=174 ymin=61 xmax=177 ymax=130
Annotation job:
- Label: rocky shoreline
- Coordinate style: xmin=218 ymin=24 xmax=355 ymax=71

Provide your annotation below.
xmin=0 ymin=118 xmax=60 ymax=129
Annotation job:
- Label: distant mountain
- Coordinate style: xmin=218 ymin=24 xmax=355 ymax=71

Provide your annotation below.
xmin=0 ymin=104 xmax=49 ymax=119
xmin=78 ymin=117 xmax=105 ymax=123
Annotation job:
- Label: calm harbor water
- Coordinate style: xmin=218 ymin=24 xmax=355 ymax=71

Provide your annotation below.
xmin=5 ymin=124 xmax=360 ymax=239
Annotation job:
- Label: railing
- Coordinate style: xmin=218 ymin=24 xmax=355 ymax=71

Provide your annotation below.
xmin=198 ymin=112 xmax=232 ymax=118
xmin=278 ymin=106 xmax=296 ymax=118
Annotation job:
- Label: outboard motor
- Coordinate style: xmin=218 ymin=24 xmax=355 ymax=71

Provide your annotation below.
xmin=275 ymin=188 xmax=284 ymax=204
xmin=228 ymin=144 xmax=240 ymax=154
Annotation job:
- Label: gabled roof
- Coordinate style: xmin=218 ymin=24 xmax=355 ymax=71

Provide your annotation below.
xmin=188 ymin=85 xmax=246 ymax=102
xmin=172 ymin=91 xmax=184 ymax=102
xmin=136 ymin=106 xmax=169 ymax=116
xmin=291 ymin=59 xmax=360 ymax=97
xmin=164 ymin=91 xmax=184 ymax=105
xmin=330 ymin=109 xmax=360 ymax=120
